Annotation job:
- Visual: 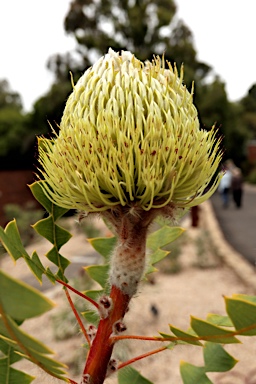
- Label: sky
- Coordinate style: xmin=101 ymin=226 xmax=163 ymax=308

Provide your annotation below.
xmin=1 ymin=0 xmax=256 ymax=112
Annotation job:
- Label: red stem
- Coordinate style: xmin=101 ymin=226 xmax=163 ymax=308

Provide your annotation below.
xmin=110 ymin=334 xmax=177 ymax=342
xmin=56 ymin=279 xmax=99 ymax=309
xmin=118 ymin=346 xmax=167 ymax=370
xmin=79 ymin=213 xmax=152 ymax=383
xmin=64 ymin=287 xmax=91 ymax=346
xmin=82 ymin=284 xmax=130 ymax=384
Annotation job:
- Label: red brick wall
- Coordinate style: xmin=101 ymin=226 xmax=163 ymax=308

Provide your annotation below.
xmin=0 ymin=170 xmax=38 ymax=226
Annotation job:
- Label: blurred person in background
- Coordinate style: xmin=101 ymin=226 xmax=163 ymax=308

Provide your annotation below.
xmin=231 ymin=167 xmax=243 ymax=208
xmin=218 ymin=166 xmax=232 ymax=208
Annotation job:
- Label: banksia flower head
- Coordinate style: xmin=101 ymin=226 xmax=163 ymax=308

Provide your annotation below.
xmin=38 ymin=48 xmax=222 ymax=215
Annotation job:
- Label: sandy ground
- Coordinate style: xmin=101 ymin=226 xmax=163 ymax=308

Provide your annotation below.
xmin=1 ymin=201 xmax=256 ymax=384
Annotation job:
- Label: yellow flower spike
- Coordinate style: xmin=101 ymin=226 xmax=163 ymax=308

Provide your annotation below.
xmin=38 ymin=48 xmax=223 ymax=213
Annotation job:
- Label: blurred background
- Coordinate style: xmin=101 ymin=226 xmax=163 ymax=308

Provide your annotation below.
xmin=1 ymin=4 xmax=256 ymax=381
xmin=1 ymin=0 xmax=256 ymax=227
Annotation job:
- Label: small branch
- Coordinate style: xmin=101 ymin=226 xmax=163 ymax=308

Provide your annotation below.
xmin=110 ymin=334 xmax=177 ymax=343
xmin=68 ymin=380 xmax=78 ymax=384
xmin=56 ymin=279 xmax=99 ymax=309
xmin=117 ymin=346 xmax=167 ymax=370
xmin=64 ymin=287 xmax=91 ymax=346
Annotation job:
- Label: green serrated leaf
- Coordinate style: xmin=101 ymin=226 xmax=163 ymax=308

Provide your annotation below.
xmin=33 ymin=216 xmax=54 ymax=243
xmin=80 ymin=290 xmax=102 ymax=324
xmin=29 ymin=181 xmax=53 ymax=213
xmin=55 ymin=270 xmax=68 ymax=282
xmin=15 ymin=350 xmax=68 ymax=380
xmin=54 ymin=224 xmax=72 ymax=249
xmin=0 ymin=221 xmax=55 ymax=284
xmin=225 ymin=296 xmax=256 ymax=336
xmin=23 ymin=348 xmax=67 ymax=376
xmin=146 ymin=265 xmax=157 ymax=274
xmin=146 ymin=248 xmax=169 ymax=274
xmin=46 ymin=247 xmax=70 ymax=271
xmin=149 ymin=248 xmax=169 ymax=265
xmin=87 ymin=236 xmax=116 ymax=259
xmin=169 ymin=325 xmax=202 ymax=346
xmin=0 ymin=340 xmax=22 ymax=364
xmin=0 ymin=359 xmax=35 ymax=384
xmin=118 ymin=366 xmax=153 ymax=384
xmin=84 ymin=264 xmax=109 ymax=288
xmin=180 ymin=362 xmax=212 ymax=384
xmin=0 ymin=221 xmax=27 ymax=261
xmin=52 ymin=205 xmax=70 ymax=222
xmin=0 ymin=316 xmax=54 ymax=355
xmin=232 ymin=294 xmax=256 ymax=305
xmin=25 ymin=251 xmax=45 ymax=283
xmin=0 ymin=270 xmax=54 ymax=321
xmin=190 ymin=316 xmax=240 ymax=344
xmin=4 ymin=220 xmax=26 ymax=257
xmin=84 ymin=290 xmax=104 ymax=301
xmin=29 ymin=181 xmax=69 ymax=220
xmin=33 ymin=217 xmax=72 ymax=250
xmin=81 ymin=310 xmax=100 ymax=325
xmin=203 ymin=342 xmax=238 ymax=372
xmin=147 ymin=226 xmax=184 ymax=251
xmin=45 ymin=267 xmax=56 ymax=283
xmin=206 ymin=314 xmax=233 ymax=327
xmin=0 ymin=316 xmax=68 ymax=380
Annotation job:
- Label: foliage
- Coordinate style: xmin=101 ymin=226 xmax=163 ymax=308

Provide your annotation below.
xmin=0 ymin=80 xmax=25 ymax=158
xmin=64 ymin=0 xmax=177 ymax=61
xmin=49 ymin=0 xmax=249 ymax=167
xmin=241 ymin=83 xmax=256 ymax=140
xmin=30 ymin=80 xmax=73 ymax=136
xmin=78 ymin=218 xmax=102 ymax=239
xmin=0 ymin=181 xmax=256 ymax=383
xmin=157 ymin=233 xmax=184 ymax=274
xmin=3 ymin=202 xmax=43 ymax=246
xmin=247 ymin=166 xmax=256 ymax=184
xmin=63 ymin=0 xmax=211 ymax=87
xmin=0 ymin=269 xmax=67 ymax=383
xmin=0 ymin=79 xmax=22 ymax=110
xmin=0 ymin=79 xmax=36 ymax=169
xmin=0 ymin=2 xmax=252 ymax=172
xmin=0 ymin=107 xmax=27 ymax=157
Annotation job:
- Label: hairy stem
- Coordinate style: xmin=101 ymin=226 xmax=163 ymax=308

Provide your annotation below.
xmin=81 ymin=219 xmax=148 ymax=384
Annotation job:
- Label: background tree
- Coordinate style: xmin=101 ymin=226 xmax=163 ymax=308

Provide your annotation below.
xmin=0 ymin=80 xmax=32 ymax=169
xmin=240 ymin=84 xmax=256 ymax=140
xmin=63 ymin=0 xmax=211 ymax=88
xmin=1 ymin=0 xmax=251 ymax=173
xmin=0 ymin=79 xmax=22 ymax=110
xmin=58 ymin=0 xmax=249 ymax=165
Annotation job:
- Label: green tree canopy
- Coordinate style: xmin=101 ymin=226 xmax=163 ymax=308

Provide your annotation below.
xmin=0 ymin=80 xmax=31 ymax=168
xmin=62 ymin=0 xmax=211 ymax=88
xmin=240 ymin=84 xmax=256 ymax=140
xmin=0 ymin=79 xmax=22 ymax=110
xmin=5 ymin=0 xmax=247 ymax=171
xmin=60 ymin=0 xmax=251 ymax=164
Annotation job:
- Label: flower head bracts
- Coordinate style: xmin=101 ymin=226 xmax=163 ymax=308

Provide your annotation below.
xmin=38 ymin=48 xmax=222 ymax=213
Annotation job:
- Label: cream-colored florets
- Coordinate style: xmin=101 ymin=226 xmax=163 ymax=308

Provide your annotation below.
xmin=38 ymin=48 xmax=222 ymax=212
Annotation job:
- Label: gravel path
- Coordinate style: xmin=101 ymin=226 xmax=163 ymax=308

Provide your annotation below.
xmin=211 ymin=183 xmax=256 ymax=265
